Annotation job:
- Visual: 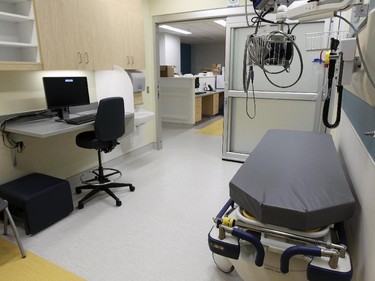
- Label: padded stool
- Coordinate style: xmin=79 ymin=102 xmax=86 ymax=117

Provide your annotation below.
xmin=0 ymin=173 xmax=73 ymax=235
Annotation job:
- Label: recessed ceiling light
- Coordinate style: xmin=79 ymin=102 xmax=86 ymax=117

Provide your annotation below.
xmin=214 ymin=20 xmax=226 ymax=27
xmin=159 ymin=25 xmax=192 ymax=35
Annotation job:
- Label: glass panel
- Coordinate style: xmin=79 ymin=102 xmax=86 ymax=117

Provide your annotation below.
xmin=229 ymin=96 xmax=317 ymax=154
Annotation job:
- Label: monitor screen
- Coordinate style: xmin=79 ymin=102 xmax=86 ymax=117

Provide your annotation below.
xmin=43 ymin=76 xmax=90 ymax=110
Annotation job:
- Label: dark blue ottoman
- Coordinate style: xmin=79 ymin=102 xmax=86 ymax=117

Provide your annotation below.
xmin=0 ymin=173 xmax=73 ymax=235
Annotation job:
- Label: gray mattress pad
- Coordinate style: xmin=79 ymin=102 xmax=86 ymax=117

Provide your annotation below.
xmin=229 ymin=129 xmax=355 ymax=231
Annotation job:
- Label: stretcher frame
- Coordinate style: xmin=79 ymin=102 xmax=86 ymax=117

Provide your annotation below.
xmin=208 ymin=199 xmax=353 ymax=281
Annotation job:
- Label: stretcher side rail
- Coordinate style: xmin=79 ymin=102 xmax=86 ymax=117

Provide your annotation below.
xmin=219 ymin=225 xmax=265 ymax=267
xmin=212 ymin=198 xmax=265 ymax=267
xmin=215 ymin=202 xmax=348 ymax=258
xmin=232 ymin=217 xmax=348 ymax=258
xmin=280 ymin=245 xmax=339 ymax=273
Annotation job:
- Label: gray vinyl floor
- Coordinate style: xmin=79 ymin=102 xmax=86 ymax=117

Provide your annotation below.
xmin=14 ymin=121 xmax=244 ymax=281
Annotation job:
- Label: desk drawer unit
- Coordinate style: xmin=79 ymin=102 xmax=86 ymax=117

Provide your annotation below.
xmin=195 ymin=96 xmax=202 ymax=122
xmin=202 ymin=93 xmax=219 ymax=116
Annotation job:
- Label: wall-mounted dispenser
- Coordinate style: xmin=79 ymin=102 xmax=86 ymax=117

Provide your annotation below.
xmin=127 ymin=71 xmax=145 ymax=92
xmin=126 ymin=70 xmax=155 ymax=127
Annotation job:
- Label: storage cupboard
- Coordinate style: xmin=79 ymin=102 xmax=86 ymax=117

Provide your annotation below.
xmin=0 ymin=0 xmax=145 ymax=70
xmin=33 ymin=0 xmax=145 ymax=70
xmin=110 ymin=2 xmax=145 ymax=70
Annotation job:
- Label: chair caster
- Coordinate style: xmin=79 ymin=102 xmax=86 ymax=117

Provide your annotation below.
xmin=116 ymin=200 xmax=122 ymax=207
xmin=78 ymin=202 xmax=84 ymax=209
xmin=130 ymin=185 xmax=135 ymax=192
xmin=76 ymin=188 xmax=82 ymax=194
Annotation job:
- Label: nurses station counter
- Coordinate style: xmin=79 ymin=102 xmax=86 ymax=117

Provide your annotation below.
xmin=159 ymin=77 xmax=224 ymax=124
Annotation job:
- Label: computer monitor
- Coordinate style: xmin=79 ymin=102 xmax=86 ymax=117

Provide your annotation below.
xmin=43 ymin=76 xmax=90 ymax=120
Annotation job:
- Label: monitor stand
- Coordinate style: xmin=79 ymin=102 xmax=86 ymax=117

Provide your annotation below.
xmin=55 ymin=108 xmax=70 ymax=121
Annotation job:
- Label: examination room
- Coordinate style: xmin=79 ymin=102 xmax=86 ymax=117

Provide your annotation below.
xmin=0 ymin=0 xmax=374 ymax=280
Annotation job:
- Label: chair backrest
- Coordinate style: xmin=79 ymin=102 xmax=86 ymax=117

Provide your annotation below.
xmin=95 ymin=97 xmax=125 ymax=142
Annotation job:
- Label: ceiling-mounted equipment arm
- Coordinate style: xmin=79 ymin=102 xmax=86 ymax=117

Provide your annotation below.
xmin=252 ymin=0 xmax=363 ymax=21
xmin=286 ymin=0 xmax=363 ymax=22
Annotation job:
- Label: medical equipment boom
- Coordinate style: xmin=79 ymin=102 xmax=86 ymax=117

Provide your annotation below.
xmin=253 ymin=0 xmax=362 ymax=21
xmin=244 ymin=0 xmax=365 ymax=127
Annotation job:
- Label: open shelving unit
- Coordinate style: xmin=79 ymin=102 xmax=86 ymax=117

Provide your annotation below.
xmin=0 ymin=0 xmax=42 ymax=70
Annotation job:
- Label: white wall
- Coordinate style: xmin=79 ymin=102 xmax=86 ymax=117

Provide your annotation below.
xmin=332 ymin=112 xmax=375 ymax=281
xmin=331 ymin=7 xmax=375 ymax=281
xmin=191 ymin=43 xmax=225 ymax=75
xmin=159 ymin=33 xmax=181 ymax=74
xmin=0 ymin=71 xmax=97 ymax=183
xmin=148 ymin=0 xmax=246 ymax=16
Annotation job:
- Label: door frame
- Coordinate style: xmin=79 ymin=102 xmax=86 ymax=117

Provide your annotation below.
xmin=152 ymin=7 xmax=246 ymax=150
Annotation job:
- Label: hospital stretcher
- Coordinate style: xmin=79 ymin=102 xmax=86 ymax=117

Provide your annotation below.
xmin=208 ymin=130 xmax=355 ymax=281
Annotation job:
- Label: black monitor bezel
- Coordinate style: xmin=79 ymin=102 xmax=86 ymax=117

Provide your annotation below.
xmin=43 ymin=76 xmax=90 ymax=110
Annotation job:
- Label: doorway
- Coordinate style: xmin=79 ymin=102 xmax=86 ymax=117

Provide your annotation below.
xmin=153 ymin=7 xmax=245 ymax=148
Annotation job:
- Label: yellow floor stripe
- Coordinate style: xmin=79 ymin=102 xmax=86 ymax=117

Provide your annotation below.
xmin=0 ymin=237 xmax=85 ymax=281
xmin=195 ymin=118 xmax=223 ymax=136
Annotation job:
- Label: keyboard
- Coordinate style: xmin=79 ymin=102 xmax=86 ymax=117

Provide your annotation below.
xmin=65 ymin=113 xmax=96 ymax=125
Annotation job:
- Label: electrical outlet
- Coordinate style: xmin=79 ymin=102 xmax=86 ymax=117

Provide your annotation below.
xmin=16 ymin=141 xmax=24 ymax=151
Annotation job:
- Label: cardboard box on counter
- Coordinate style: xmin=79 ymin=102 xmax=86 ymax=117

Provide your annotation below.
xmin=160 ymin=65 xmax=174 ymax=77
xmin=200 ymin=64 xmax=222 ymax=75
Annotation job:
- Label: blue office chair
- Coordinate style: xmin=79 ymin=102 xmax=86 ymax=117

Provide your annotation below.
xmin=75 ymin=97 xmax=135 ymax=209
xmin=0 ymin=197 xmax=26 ymax=258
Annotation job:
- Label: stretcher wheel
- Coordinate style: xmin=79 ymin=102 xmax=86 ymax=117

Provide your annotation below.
xmin=212 ymin=253 xmax=234 ymax=273
xmin=129 ymin=185 xmax=135 ymax=192
xmin=116 ymin=200 xmax=122 ymax=207
xmin=76 ymin=188 xmax=82 ymax=194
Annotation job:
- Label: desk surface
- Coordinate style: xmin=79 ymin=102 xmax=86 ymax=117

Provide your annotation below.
xmin=195 ymin=91 xmax=224 ymax=98
xmin=5 ymin=112 xmax=134 ymax=138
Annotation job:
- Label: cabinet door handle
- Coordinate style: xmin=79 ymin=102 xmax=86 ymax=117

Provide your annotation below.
xmin=84 ymin=52 xmax=89 ymax=64
xmin=131 ymin=56 xmax=134 ymax=65
xmin=78 ymin=52 xmax=82 ymax=64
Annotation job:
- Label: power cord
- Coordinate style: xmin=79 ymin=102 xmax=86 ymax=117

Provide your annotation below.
xmin=243 ymin=1 xmax=305 ymax=120
xmin=245 ymin=65 xmax=256 ymax=119
xmin=0 ymin=110 xmax=50 ymax=152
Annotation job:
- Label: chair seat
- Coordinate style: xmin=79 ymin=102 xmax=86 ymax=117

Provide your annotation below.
xmin=76 ymin=131 xmax=116 ymax=150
